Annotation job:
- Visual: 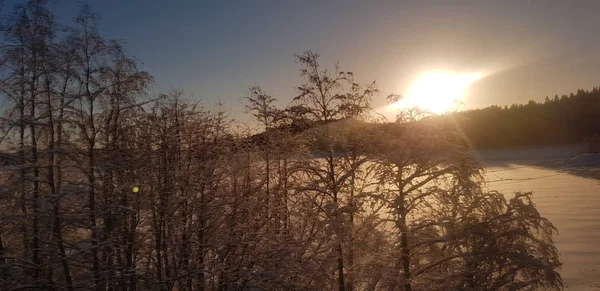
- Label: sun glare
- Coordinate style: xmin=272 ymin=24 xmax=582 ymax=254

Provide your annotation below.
xmin=394 ymin=71 xmax=483 ymax=114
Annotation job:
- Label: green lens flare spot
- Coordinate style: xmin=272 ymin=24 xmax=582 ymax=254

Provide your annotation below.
xmin=132 ymin=186 xmax=140 ymax=193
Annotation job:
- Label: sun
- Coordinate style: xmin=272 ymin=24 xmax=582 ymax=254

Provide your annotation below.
xmin=395 ymin=71 xmax=482 ymax=114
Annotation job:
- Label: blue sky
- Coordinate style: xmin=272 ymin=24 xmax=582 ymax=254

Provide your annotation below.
xmin=4 ymin=0 xmax=600 ymax=120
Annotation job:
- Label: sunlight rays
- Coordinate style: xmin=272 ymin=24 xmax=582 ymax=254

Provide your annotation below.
xmin=392 ymin=71 xmax=484 ymax=114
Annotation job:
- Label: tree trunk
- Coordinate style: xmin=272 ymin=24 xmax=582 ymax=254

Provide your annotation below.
xmin=87 ymin=98 xmax=101 ymax=291
xmin=337 ymin=244 xmax=346 ymax=291
xmin=30 ymin=79 xmax=41 ymax=282
xmin=347 ymin=168 xmax=356 ymax=291
xmin=398 ymin=192 xmax=411 ymax=291
xmin=47 ymin=77 xmax=74 ymax=290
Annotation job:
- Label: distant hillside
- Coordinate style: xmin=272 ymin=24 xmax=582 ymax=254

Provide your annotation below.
xmin=450 ymin=87 xmax=600 ymax=148
xmin=245 ymin=87 xmax=600 ymax=151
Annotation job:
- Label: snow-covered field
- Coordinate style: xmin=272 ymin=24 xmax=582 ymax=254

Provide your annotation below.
xmin=483 ymin=162 xmax=600 ymax=290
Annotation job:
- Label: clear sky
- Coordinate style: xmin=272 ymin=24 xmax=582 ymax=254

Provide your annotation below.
xmin=4 ymin=0 xmax=600 ymax=120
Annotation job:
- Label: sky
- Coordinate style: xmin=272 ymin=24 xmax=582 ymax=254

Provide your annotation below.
xmin=4 ymin=0 xmax=600 ymax=120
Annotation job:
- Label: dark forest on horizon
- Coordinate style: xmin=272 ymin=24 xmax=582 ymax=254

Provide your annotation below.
xmin=452 ymin=88 xmax=600 ymax=149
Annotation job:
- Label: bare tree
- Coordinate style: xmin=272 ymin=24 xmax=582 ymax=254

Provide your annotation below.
xmin=292 ymin=50 xmax=377 ymax=291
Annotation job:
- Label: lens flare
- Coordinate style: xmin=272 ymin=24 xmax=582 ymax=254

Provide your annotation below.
xmin=394 ymin=71 xmax=483 ymax=114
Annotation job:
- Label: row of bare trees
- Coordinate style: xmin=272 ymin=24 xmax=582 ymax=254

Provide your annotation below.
xmin=0 ymin=1 xmax=562 ymax=290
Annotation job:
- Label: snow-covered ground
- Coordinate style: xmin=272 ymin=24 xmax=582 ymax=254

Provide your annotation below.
xmin=483 ymin=162 xmax=600 ymax=290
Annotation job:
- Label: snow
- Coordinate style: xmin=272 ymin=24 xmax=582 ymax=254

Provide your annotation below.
xmin=483 ymin=162 xmax=600 ymax=291
xmin=569 ymin=154 xmax=600 ymax=167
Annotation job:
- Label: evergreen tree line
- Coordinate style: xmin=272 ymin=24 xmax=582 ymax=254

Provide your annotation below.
xmin=0 ymin=1 xmax=562 ymax=290
xmin=452 ymin=87 xmax=600 ymax=149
